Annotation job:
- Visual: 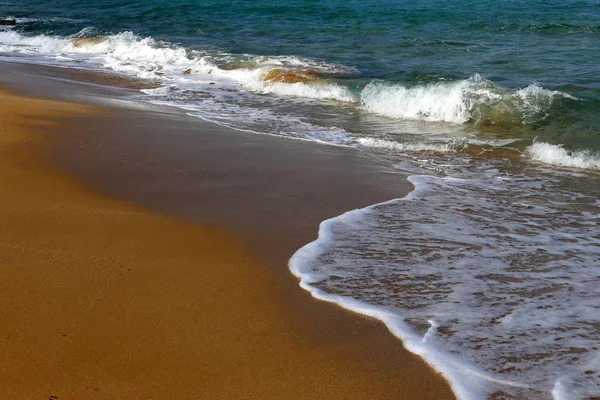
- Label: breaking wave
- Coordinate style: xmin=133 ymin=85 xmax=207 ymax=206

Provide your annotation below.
xmin=0 ymin=29 xmax=356 ymax=102
xmin=2 ymin=28 xmax=598 ymax=174
xmin=0 ymin=30 xmax=580 ymax=124
xmin=360 ymin=75 xmax=577 ymax=127
xmin=524 ymin=141 xmax=600 ymax=170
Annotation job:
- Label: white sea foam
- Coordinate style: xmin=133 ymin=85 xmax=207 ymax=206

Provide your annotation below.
xmin=290 ymin=169 xmax=600 ymax=400
xmin=289 ymin=205 xmax=493 ymax=400
xmin=217 ymin=59 xmax=357 ymax=102
xmin=0 ymin=30 xmax=578 ymax=134
xmin=221 ymin=66 xmax=354 ymax=102
xmin=0 ymin=30 xmax=356 ymax=102
xmin=240 ymin=78 xmax=356 ymax=102
xmin=360 ymin=78 xmax=476 ymax=123
xmin=0 ymin=30 xmax=191 ymax=76
xmin=514 ymin=85 xmax=576 ymax=120
xmin=360 ymin=75 xmax=575 ymax=125
xmin=524 ymin=141 xmax=600 ymax=170
xmin=357 ymin=137 xmax=454 ymax=152
xmin=136 ymin=90 xmax=353 ymax=146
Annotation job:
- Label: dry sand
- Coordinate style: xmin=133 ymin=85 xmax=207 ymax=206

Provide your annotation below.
xmin=0 ymin=85 xmax=455 ymax=399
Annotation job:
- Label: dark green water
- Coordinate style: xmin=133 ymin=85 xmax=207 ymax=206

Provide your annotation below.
xmin=4 ymin=0 xmax=600 ymax=88
xmin=2 ymin=0 xmax=600 ymax=157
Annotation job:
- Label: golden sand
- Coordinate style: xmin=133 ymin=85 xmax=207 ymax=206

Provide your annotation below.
xmin=0 ymin=88 xmax=454 ymax=399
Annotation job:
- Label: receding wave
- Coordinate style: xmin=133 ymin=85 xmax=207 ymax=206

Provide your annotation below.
xmin=357 ymin=137 xmax=455 ymax=153
xmin=360 ymin=75 xmax=577 ymax=127
xmin=290 ymin=171 xmax=600 ymax=400
xmin=524 ymin=141 xmax=600 ymax=170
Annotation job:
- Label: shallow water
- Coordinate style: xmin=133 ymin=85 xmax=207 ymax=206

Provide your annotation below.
xmin=291 ymin=161 xmax=600 ymax=399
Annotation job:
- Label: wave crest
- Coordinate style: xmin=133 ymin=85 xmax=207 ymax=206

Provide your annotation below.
xmin=360 ymin=75 xmax=576 ymax=127
xmin=524 ymin=141 xmax=600 ymax=170
xmin=0 ymin=29 xmax=357 ymax=102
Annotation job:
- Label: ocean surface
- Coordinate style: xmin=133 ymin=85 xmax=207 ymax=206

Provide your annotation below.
xmin=2 ymin=1 xmax=599 ymax=399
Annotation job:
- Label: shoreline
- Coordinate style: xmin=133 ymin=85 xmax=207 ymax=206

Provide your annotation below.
xmin=0 ymin=62 xmax=455 ymax=399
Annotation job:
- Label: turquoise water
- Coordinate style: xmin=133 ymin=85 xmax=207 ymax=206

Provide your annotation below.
xmin=3 ymin=0 xmax=600 ymax=151
xmin=2 ymin=1 xmax=600 ymax=399
xmin=6 ymin=0 xmax=600 ymax=87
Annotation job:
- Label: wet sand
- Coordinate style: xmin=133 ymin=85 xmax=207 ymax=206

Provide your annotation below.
xmin=0 ymin=64 xmax=455 ymax=399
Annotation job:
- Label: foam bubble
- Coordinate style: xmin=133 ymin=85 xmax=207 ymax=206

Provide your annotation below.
xmin=524 ymin=142 xmax=600 ymax=170
xmin=218 ymin=62 xmax=357 ymax=102
xmin=360 ymin=78 xmax=475 ymax=123
xmin=0 ymin=30 xmax=356 ymax=102
xmin=359 ymin=75 xmax=576 ymax=126
xmin=290 ymin=168 xmax=600 ymax=400
xmin=357 ymin=137 xmax=454 ymax=152
xmin=0 ymin=30 xmax=190 ymax=72
xmin=238 ymin=73 xmax=357 ymax=102
xmin=0 ymin=30 xmax=579 ymax=137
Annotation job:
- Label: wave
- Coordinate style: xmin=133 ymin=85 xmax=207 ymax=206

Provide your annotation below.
xmin=360 ymin=74 xmax=577 ymax=127
xmin=2 ymin=28 xmax=598 ymax=172
xmin=360 ymin=77 xmax=474 ymax=123
xmin=0 ymin=30 xmax=189 ymax=72
xmin=524 ymin=141 xmax=600 ymax=170
xmin=229 ymin=66 xmax=356 ymax=102
xmin=290 ymin=171 xmax=600 ymax=400
xmin=0 ymin=29 xmax=356 ymax=102
xmin=357 ymin=137 xmax=455 ymax=153
xmin=2 ymin=29 xmax=580 ymax=120
xmin=288 ymin=196 xmax=487 ymax=400
xmin=211 ymin=55 xmax=357 ymax=102
xmin=0 ymin=30 xmax=581 ymax=120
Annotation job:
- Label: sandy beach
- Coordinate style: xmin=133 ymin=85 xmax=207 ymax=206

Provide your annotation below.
xmin=0 ymin=65 xmax=455 ymax=400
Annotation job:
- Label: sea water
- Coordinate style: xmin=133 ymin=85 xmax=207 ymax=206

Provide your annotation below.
xmin=1 ymin=1 xmax=599 ymax=398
